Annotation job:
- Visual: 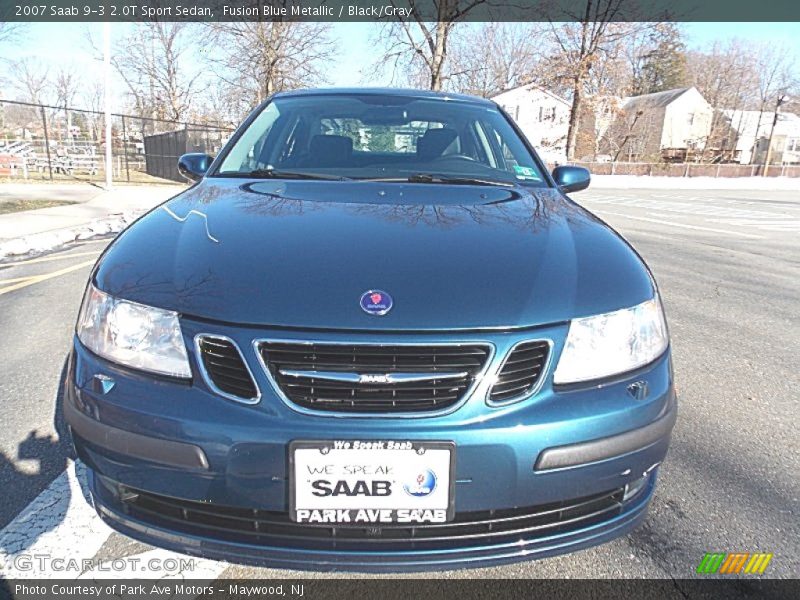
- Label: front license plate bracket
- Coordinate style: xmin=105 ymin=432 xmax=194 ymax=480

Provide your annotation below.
xmin=289 ymin=440 xmax=455 ymax=524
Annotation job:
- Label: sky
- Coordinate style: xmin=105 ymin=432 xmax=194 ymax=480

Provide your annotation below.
xmin=3 ymin=21 xmax=799 ymax=112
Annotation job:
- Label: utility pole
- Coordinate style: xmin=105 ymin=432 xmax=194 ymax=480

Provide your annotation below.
xmin=103 ymin=22 xmax=113 ymax=190
xmin=762 ymin=91 xmax=787 ymax=177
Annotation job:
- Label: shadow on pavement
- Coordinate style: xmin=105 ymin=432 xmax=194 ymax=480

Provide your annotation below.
xmin=0 ymin=356 xmax=73 ymax=554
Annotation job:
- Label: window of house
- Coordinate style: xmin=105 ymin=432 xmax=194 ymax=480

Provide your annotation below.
xmin=538 ymin=106 xmax=557 ymax=122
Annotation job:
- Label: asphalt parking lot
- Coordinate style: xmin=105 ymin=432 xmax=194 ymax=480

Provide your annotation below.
xmin=0 ymin=187 xmax=797 ymax=580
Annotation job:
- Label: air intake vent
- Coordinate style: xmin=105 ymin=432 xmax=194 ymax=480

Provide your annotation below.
xmin=113 ymin=483 xmax=625 ymax=552
xmin=489 ymin=341 xmax=550 ymax=403
xmin=258 ymin=342 xmax=491 ymax=414
xmin=197 ymin=336 xmax=259 ymax=403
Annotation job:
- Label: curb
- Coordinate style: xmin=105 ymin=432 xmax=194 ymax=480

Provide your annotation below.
xmin=0 ymin=209 xmax=146 ymax=261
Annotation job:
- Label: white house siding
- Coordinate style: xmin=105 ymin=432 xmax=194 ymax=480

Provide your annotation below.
xmin=660 ymin=88 xmax=713 ymax=151
xmin=722 ymin=110 xmax=800 ymax=164
xmin=492 ymin=85 xmax=571 ymax=163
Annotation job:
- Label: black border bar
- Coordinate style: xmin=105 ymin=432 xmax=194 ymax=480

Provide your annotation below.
xmin=2 ymin=579 xmax=798 ymax=600
xmin=2 ymin=0 xmax=800 ymax=22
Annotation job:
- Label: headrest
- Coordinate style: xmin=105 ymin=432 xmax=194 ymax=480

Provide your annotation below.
xmin=308 ymin=135 xmax=353 ymax=166
xmin=417 ymin=128 xmax=458 ymax=160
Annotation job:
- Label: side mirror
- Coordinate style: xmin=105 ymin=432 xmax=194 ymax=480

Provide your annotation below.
xmin=177 ymin=153 xmax=212 ymax=182
xmin=552 ymin=165 xmax=591 ymax=193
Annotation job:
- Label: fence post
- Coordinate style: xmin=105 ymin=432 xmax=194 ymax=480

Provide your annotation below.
xmin=684 ymin=163 xmax=690 ymax=177
xmin=611 ymin=161 xmax=615 ymax=175
xmin=40 ymin=105 xmax=53 ymax=180
xmin=121 ymin=115 xmax=131 ymax=182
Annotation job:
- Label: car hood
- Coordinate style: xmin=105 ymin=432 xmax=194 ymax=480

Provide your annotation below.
xmin=94 ymin=179 xmax=655 ymax=331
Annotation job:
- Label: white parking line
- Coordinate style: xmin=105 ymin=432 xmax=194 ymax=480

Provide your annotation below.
xmin=594 ymin=210 xmax=764 ymax=239
xmin=0 ymin=461 xmax=227 ymax=580
xmin=0 ymin=462 xmax=113 ymax=579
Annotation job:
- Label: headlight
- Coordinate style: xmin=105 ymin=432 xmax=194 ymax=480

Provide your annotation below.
xmin=76 ymin=285 xmax=191 ymax=378
xmin=553 ymin=297 xmax=668 ymax=385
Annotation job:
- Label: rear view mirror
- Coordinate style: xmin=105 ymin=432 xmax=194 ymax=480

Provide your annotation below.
xmin=360 ymin=107 xmax=409 ymax=126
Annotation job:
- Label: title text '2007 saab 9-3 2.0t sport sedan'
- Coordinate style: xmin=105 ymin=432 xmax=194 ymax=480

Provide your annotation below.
xmin=65 ymin=88 xmax=676 ymax=571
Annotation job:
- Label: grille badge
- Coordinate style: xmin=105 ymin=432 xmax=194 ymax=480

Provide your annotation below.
xmin=279 ymin=370 xmax=468 ymax=384
xmin=360 ymin=289 xmax=393 ymax=315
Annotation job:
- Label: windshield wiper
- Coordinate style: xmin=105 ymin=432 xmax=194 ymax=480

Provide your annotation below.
xmin=357 ymin=173 xmax=514 ymax=187
xmin=226 ymin=169 xmax=351 ymax=181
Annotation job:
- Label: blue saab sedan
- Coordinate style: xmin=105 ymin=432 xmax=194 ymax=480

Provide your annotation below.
xmin=65 ymin=88 xmax=676 ymax=571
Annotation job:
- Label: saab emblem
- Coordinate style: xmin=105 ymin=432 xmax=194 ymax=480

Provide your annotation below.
xmin=360 ymin=290 xmax=393 ymax=316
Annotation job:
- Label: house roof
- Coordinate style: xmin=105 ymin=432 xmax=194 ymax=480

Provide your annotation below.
xmin=622 ymin=87 xmax=694 ymax=111
xmin=490 ymin=83 xmax=571 ymax=107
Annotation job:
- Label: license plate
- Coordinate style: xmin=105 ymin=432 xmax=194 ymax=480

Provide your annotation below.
xmin=289 ymin=440 xmax=455 ymax=524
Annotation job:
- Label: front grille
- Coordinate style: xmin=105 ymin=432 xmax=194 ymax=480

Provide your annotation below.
xmin=489 ymin=341 xmax=550 ymax=403
xmin=114 ymin=484 xmax=625 ymax=551
xmin=258 ymin=342 xmax=491 ymax=413
xmin=197 ymin=336 xmax=259 ymax=402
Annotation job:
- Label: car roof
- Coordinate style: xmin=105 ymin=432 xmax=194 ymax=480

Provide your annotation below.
xmin=272 ymin=87 xmax=496 ymax=107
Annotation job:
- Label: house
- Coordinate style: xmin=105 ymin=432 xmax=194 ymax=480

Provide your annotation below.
xmin=608 ymin=87 xmax=713 ymax=162
xmin=491 ymin=84 xmax=571 ymax=163
xmin=721 ymin=109 xmax=800 ymax=165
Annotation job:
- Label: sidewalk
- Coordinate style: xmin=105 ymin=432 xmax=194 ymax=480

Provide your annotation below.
xmin=589 ymin=174 xmax=800 ymax=190
xmin=0 ymin=184 xmax=184 ymax=259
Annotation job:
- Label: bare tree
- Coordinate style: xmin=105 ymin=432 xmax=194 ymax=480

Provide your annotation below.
xmin=203 ymin=20 xmax=334 ymax=119
xmin=7 ymin=57 xmax=51 ymax=104
xmin=90 ymin=23 xmax=202 ymax=122
xmin=448 ymin=23 xmax=547 ymax=97
xmin=376 ymin=0 xmax=486 ymax=91
xmin=747 ymin=43 xmax=796 ymax=165
xmin=687 ymin=40 xmax=757 ymax=161
xmin=79 ymin=77 xmax=105 ymax=141
xmin=546 ymin=1 xmax=641 ymax=160
xmin=0 ymin=23 xmax=24 ymax=47
xmin=53 ymin=64 xmax=81 ymax=140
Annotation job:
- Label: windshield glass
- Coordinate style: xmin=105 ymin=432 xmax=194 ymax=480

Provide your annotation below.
xmin=215 ymin=94 xmax=548 ymax=186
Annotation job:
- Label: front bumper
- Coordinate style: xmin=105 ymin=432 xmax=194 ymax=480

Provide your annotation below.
xmin=65 ymin=321 xmax=676 ymax=571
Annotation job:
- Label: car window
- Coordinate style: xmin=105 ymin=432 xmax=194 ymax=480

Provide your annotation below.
xmin=318 ymin=118 xmax=452 ymax=154
xmin=216 ymin=94 xmax=547 ymax=186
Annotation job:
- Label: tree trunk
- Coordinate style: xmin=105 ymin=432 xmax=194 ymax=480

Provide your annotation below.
xmin=566 ymin=75 xmax=583 ymax=161
xmin=749 ymin=105 xmax=766 ymax=165
xmin=430 ymin=21 xmax=448 ymax=91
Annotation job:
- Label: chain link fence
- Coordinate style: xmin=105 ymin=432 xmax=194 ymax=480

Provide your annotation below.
xmin=0 ymin=99 xmax=234 ymax=184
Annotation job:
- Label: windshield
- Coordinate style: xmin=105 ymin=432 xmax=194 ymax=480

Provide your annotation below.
xmin=214 ymin=94 xmax=548 ymax=187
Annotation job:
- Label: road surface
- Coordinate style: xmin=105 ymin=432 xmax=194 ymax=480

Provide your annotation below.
xmin=0 ymin=187 xmax=797 ymax=580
